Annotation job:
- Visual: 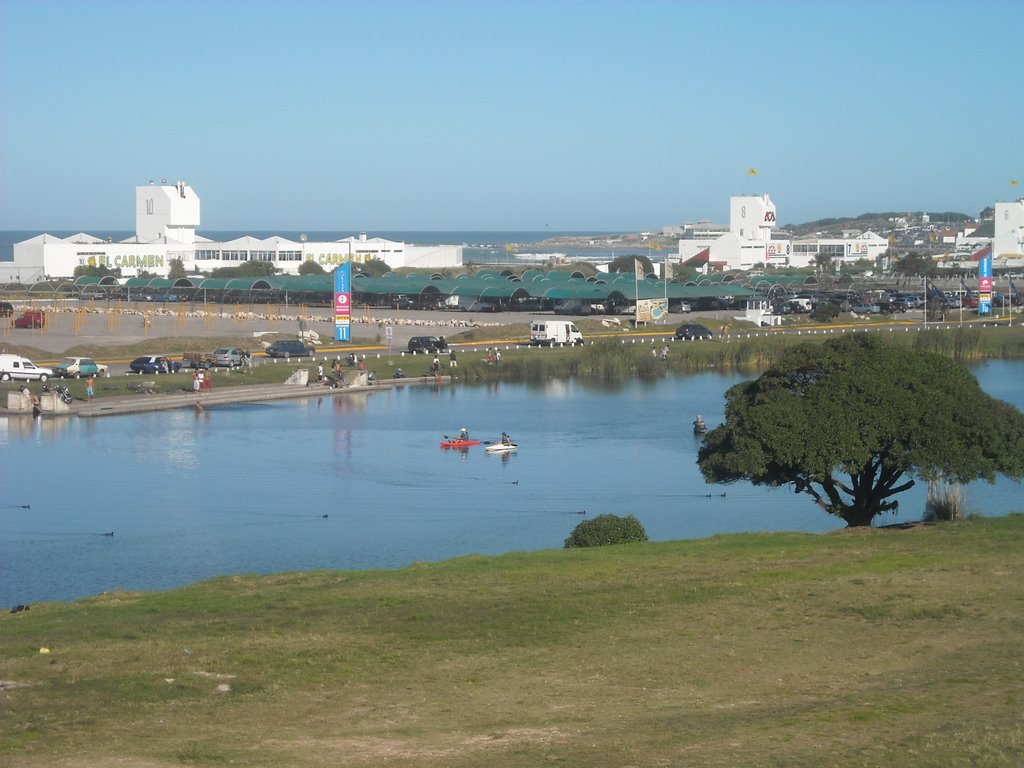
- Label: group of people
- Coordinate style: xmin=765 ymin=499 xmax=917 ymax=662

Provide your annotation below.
xmin=17 ymin=384 xmax=41 ymax=416
xmin=455 ymin=427 xmax=512 ymax=445
xmin=192 ymin=368 xmax=211 ymax=392
xmin=652 ymin=345 xmax=670 ymax=360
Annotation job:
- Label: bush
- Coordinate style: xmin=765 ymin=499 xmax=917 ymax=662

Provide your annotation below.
xmin=810 ymin=303 xmax=840 ymax=323
xmin=564 ymin=514 xmax=649 ymax=548
xmin=924 ymin=479 xmax=967 ymax=522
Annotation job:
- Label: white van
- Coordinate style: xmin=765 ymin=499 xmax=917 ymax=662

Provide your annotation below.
xmin=0 ymin=353 xmax=53 ymax=382
xmin=530 ymin=320 xmax=584 ymax=347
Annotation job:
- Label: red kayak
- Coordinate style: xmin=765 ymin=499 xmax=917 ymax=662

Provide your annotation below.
xmin=440 ymin=438 xmax=480 ymax=448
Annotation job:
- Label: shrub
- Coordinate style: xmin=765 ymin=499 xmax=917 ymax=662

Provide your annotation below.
xmin=564 ymin=514 xmax=649 ymax=548
xmin=924 ymin=479 xmax=966 ymax=522
xmin=810 ymin=303 xmax=840 ymax=323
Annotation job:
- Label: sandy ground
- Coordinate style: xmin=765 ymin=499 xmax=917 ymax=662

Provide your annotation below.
xmin=0 ymin=304 xmax=522 ymax=356
xmin=1 ymin=302 xmax=705 ymax=358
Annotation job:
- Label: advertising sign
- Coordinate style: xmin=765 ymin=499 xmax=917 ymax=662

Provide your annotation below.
xmin=635 ymin=299 xmax=668 ymax=324
xmin=334 ymin=261 xmax=351 ymax=341
xmin=978 ymin=254 xmax=992 ymax=316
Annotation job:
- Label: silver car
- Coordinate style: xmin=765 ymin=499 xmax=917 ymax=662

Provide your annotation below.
xmin=211 ymin=347 xmax=248 ymax=367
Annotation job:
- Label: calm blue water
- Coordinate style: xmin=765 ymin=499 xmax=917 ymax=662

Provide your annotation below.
xmin=1 ymin=363 xmax=1022 ymax=606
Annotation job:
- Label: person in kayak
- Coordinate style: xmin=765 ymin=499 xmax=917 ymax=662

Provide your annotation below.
xmin=458 ymin=427 xmax=469 ymax=441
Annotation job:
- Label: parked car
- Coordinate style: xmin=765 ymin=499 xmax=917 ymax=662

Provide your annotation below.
xmin=265 ymin=339 xmax=313 ymax=358
xmin=0 ymin=301 xmax=14 ymax=317
xmin=674 ymin=323 xmax=714 ymax=341
xmin=407 ymin=335 xmax=448 ymax=353
xmin=129 ymin=355 xmax=182 ymax=374
xmin=850 ymin=304 xmax=880 ymax=315
xmin=13 ymin=310 xmax=46 ymax=329
xmin=211 ymin=347 xmax=249 ymax=367
xmin=554 ymin=300 xmax=593 ymax=316
xmin=0 ymin=353 xmax=52 ymax=382
xmin=181 ymin=351 xmax=214 ymax=369
xmin=53 ymin=357 xmax=109 ymax=378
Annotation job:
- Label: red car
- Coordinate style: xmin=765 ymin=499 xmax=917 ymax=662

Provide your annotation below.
xmin=13 ymin=310 xmax=46 ymax=329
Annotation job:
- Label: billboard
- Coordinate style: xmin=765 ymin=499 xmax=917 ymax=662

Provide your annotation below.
xmin=635 ymin=299 xmax=668 ymax=324
xmin=334 ymin=261 xmax=351 ymax=341
xmin=978 ymin=254 xmax=992 ymax=315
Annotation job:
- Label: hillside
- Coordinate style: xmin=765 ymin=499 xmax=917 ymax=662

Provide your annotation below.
xmin=2 ymin=516 xmax=1023 ymax=767
xmin=783 ymin=211 xmax=975 ymax=238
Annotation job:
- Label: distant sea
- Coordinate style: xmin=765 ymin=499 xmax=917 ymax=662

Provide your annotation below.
xmin=0 ymin=230 xmax=636 ymax=266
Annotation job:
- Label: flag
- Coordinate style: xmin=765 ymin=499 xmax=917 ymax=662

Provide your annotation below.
xmin=635 ymin=259 xmax=645 ymax=280
xmin=664 ymin=261 xmax=673 ymax=281
xmin=504 ymin=244 xmax=518 ymax=254
xmin=650 ymin=242 xmax=662 ymax=251
xmin=1009 ymin=275 xmax=1018 ymax=300
xmin=746 ymin=167 xmax=759 ymax=176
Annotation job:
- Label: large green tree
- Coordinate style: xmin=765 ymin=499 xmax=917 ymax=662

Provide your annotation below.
xmin=698 ymin=335 xmax=1024 ymax=527
xmin=609 ymin=255 xmax=653 ymax=276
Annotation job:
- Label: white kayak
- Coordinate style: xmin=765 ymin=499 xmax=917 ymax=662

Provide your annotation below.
xmin=485 ymin=442 xmax=518 ymax=453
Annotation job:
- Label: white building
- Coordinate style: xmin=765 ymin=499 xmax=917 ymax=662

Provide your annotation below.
xmin=791 ymin=231 xmax=889 ymax=270
xmin=3 ymin=181 xmax=462 ymax=282
xmin=993 ymin=198 xmax=1024 ymax=259
xmin=677 ymin=194 xmax=796 ymax=271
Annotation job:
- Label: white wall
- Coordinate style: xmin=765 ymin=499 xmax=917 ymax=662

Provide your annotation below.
xmin=994 ymin=199 xmax=1024 ymax=257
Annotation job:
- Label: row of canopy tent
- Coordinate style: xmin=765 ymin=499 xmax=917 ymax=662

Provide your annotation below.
xmin=3 ymin=269 xmax=822 ymax=303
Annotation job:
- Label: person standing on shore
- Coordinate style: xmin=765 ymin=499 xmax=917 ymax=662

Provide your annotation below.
xmin=86 ymin=374 xmax=95 ymax=400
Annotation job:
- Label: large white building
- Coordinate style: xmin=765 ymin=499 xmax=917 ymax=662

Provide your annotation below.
xmin=2 ymin=181 xmax=463 ymax=282
xmin=678 ymin=194 xmax=797 ymax=271
xmin=677 ymin=194 xmax=892 ymax=272
xmin=993 ymin=198 xmax=1024 ymax=259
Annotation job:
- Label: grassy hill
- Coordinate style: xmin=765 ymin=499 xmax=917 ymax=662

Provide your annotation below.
xmin=784 ymin=211 xmax=975 ymax=238
xmin=3 ymin=515 xmax=1023 ymax=767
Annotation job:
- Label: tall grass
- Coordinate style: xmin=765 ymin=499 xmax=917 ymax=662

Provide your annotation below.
xmin=924 ymin=478 xmax=967 ymax=521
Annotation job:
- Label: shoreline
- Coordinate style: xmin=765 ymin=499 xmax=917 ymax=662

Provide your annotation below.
xmin=1 ymin=374 xmax=447 ymax=418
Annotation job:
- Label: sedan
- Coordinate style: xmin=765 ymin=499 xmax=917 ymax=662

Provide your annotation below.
xmin=129 ymin=355 xmax=182 ymax=374
xmin=674 ymin=323 xmax=714 ymax=341
xmin=211 ymin=347 xmax=248 ymax=367
xmin=53 ymin=357 xmax=109 ymax=378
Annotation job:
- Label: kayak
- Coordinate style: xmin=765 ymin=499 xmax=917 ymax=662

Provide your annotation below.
xmin=440 ymin=439 xmax=480 ymax=448
xmin=484 ymin=442 xmax=518 ymax=453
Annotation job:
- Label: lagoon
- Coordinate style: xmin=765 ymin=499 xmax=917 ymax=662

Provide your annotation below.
xmin=2 ymin=361 xmax=1022 ymax=606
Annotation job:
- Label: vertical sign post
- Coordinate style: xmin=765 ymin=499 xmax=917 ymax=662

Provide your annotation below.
xmin=334 ymin=261 xmax=351 ymax=342
xmin=978 ymin=254 xmax=992 ymax=316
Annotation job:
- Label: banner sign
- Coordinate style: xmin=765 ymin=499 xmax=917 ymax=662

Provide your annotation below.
xmin=978 ymin=254 xmax=992 ymax=315
xmin=635 ymin=299 xmax=668 ymax=324
xmin=334 ymin=261 xmax=351 ymax=341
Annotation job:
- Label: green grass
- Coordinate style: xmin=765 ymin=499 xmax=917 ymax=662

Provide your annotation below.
xmin=3 ymin=515 xmax=1024 ymax=767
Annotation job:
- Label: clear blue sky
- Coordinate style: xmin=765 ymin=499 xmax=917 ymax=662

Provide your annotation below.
xmin=1 ymin=0 xmax=1021 ymax=231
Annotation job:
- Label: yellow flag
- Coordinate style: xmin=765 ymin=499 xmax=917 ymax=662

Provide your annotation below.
xmin=504 ymin=244 xmax=518 ymax=253
xmin=747 ymin=167 xmax=759 ymax=176
xmin=650 ymin=242 xmax=662 ymax=251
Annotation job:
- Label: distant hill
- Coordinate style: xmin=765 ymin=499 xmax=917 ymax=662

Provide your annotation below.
xmin=783 ymin=211 xmax=975 ymax=238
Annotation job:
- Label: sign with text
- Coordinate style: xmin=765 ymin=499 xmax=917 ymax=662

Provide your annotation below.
xmin=334 ymin=261 xmax=351 ymax=341
xmin=978 ymin=254 xmax=992 ymax=315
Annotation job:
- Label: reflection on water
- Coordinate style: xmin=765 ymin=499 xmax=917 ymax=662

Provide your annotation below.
xmin=1 ymin=361 xmax=1021 ymax=605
